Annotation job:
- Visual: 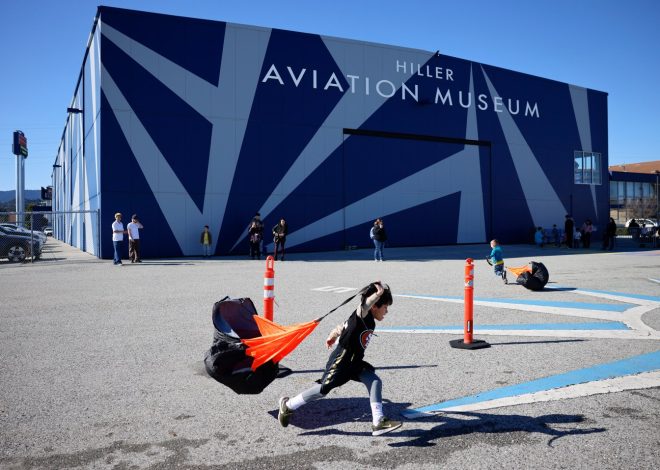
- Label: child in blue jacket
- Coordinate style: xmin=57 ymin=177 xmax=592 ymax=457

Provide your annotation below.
xmin=488 ymin=239 xmax=507 ymax=284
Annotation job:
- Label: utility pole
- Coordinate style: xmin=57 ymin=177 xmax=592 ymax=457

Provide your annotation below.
xmin=12 ymin=131 xmax=28 ymax=226
xmin=654 ymin=170 xmax=660 ymax=248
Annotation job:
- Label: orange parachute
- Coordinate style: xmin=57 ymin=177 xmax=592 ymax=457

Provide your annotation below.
xmin=242 ymin=316 xmax=322 ymax=370
xmin=241 ymin=290 xmax=360 ymax=371
xmin=506 ymin=265 xmax=532 ymax=277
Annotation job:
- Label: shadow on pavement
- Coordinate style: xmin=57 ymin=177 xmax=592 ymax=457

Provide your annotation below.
xmin=387 ymin=409 xmax=606 ymax=448
xmin=283 ymin=397 xmax=605 ymax=448
xmin=283 ymin=364 xmax=439 ymax=377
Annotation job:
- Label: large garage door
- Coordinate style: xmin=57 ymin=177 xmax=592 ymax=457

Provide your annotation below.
xmin=341 ymin=129 xmax=491 ymax=249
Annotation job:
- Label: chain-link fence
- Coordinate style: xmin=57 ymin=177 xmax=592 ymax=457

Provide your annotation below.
xmin=0 ymin=210 xmax=100 ymax=263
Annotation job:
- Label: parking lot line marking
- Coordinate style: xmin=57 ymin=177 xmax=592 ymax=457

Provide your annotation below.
xmin=312 ymin=286 xmax=356 ymax=293
xmin=403 ymin=371 xmax=660 ymax=417
xmin=396 ymin=294 xmax=631 ymax=312
xmin=403 ymin=350 xmax=660 ymax=418
xmin=379 ymin=322 xmax=630 ymax=331
xmin=570 ymin=288 xmax=660 ymax=303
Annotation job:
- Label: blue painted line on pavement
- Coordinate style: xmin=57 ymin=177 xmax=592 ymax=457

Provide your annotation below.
xmin=398 ymin=294 xmax=630 ymax=312
xmin=381 ymin=322 xmax=630 ymax=331
xmin=574 ymin=288 xmax=660 ymax=303
xmin=408 ymin=350 xmax=660 ymax=415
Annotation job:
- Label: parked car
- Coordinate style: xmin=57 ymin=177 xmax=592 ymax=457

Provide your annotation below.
xmin=0 ymin=223 xmax=48 ymax=243
xmin=625 ymin=218 xmax=657 ymax=228
xmin=0 ymin=226 xmax=43 ymax=262
xmin=43 ymin=227 xmax=53 ymax=236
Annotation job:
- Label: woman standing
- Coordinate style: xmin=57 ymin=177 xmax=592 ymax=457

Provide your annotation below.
xmin=370 ymin=219 xmax=387 ymax=262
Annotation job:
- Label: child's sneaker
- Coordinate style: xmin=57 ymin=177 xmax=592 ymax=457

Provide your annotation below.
xmin=278 ymin=397 xmax=293 ymax=427
xmin=502 ymin=270 xmax=508 ymax=284
xmin=372 ymin=417 xmax=402 ymax=436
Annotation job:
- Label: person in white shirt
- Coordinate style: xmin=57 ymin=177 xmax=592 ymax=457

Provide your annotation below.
xmin=126 ymin=214 xmax=144 ymax=263
xmin=112 ymin=213 xmax=126 ymax=265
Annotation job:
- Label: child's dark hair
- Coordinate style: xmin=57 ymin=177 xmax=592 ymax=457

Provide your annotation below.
xmin=359 ymin=282 xmax=393 ymax=307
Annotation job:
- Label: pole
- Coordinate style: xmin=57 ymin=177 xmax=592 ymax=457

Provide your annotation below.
xmin=653 ymin=170 xmax=660 ymax=248
xmin=97 ymin=208 xmax=101 ymax=258
xmin=449 ymin=258 xmax=490 ymax=350
xmin=21 ymin=155 xmax=25 ymax=221
xmin=655 ymin=170 xmax=660 ymax=227
xmin=463 ymin=258 xmax=474 ymax=344
xmin=263 ymin=256 xmax=275 ymax=321
xmin=15 ymin=155 xmax=23 ymax=226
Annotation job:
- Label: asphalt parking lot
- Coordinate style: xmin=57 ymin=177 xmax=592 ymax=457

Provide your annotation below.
xmin=1 ymin=239 xmax=659 ymax=469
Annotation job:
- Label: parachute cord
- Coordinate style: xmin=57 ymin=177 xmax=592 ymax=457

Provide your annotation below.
xmin=315 ymin=290 xmax=361 ymax=322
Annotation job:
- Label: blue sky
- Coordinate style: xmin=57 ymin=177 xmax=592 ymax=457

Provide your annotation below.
xmin=1 ymin=0 xmax=659 ymax=191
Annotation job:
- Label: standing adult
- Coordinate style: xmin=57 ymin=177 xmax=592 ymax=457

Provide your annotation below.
xmin=111 ymin=212 xmax=126 ymax=265
xmin=370 ymin=218 xmax=387 ymax=262
xmin=248 ymin=219 xmax=263 ymax=260
xmin=581 ymin=219 xmax=593 ymax=248
xmin=126 ymin=214 xmax=144 ymax=263
xmin=627 ymin=218 xmax=640 ymax=242
xmin=564 ymin=215 xmax=574 ymax=248
xmin=250 ymin=212 xmax=264 ymax=257
xmin=602 ymin=217 xmax=617 ymax=251
xmin=272 ymin=218 xmax=288 ymax=261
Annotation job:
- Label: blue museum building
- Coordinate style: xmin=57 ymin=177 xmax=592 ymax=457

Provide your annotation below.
xmin=52 ymin=6 xmax=609 ymax=258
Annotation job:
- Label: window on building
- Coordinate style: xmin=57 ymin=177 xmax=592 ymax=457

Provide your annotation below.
xmin=573 ymin=151 xmax=602 ymax=185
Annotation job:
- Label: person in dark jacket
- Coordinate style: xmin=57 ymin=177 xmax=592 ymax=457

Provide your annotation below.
xmin=602 ymin=218 xmax=617 ymax=251
xmin=272 ymin=218 xmax=288 ymax=261
xmin=627 ymin=219 xmax=640 ymax=242
xmin=248 ymin=219 xmax=263 ymax=259
xmin=564 ymin=215 xmax=574 ymax=248
xmin=370 ymin=218 xmax=387 ymax=262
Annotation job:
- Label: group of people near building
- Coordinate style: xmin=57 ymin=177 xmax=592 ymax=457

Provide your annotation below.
xmin=533 ymin=215 xmax=618 ymax=250
xmin=627 ymin=219 xmax=659 ymax=247
xmin=244 ymin=213 xmax=389 ymax=262
xmin=245 ymin=213 xmax=289 ymax=261
xmin=112 ymin=209 xmax=657 ymax=263
xmin=111 ymin=211 xmax=390 ymax=263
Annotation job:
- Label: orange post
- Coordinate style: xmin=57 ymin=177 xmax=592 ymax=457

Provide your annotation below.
xmin=463 ymin=257 xmax=474 ymax=344
xmin=449 ymin=258 xmax=489 ymax=350
xmin=263 ymin=256 xmax=275 ymax=321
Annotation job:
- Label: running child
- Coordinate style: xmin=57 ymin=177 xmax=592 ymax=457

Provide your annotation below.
xmin=488 ymin=239 xmax=507 ymax=284
xmin=277 ymin=281 xmax=402 ymax=436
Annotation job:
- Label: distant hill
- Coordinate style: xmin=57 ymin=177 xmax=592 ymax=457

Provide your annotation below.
xmin=0 ymin=189 xmax=41 ymax=203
